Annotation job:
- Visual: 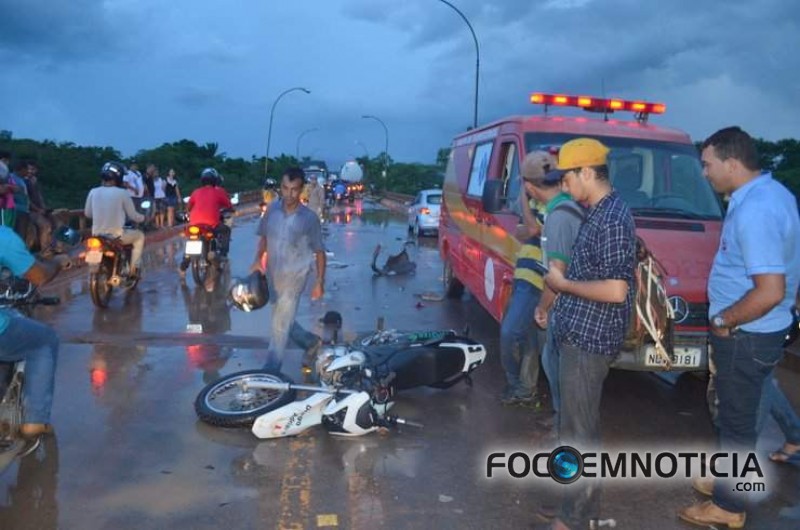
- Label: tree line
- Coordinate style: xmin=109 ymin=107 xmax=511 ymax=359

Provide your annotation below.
xmin=0 ymin=130 xmax=797 ymax=209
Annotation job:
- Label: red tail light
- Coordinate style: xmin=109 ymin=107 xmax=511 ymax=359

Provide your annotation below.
xmin=86 ymin=237 xmax=103 ymax=250
xmin=420 ymin=207 xmax=431 ymax=215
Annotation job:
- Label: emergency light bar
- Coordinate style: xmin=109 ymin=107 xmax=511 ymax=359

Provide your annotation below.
xmin=530 ymin=92 xmax=666 ymax=121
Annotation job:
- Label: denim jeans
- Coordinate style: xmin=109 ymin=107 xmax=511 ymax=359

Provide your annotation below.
xmin=499 ymin=280 xmax=541 ymax=396
xmin=557 ymin=341 xmax=614 ymax=529
xmin=710 ymin=329 xmax=785 ymax=513
xmin=756 ymin=373 xmax=800 ymax=445
xmin=541 ymin=313 xmax=560 ymax=420
xmin=263 ymin=279 xmax=320 ymax=373
xmin=0 ymin=312 xmax=59 ymax=424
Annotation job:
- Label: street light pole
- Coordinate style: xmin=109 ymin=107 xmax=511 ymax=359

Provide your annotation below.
xmin=361 ymin=114 xmax=388 ymax=177
xmin=436 ymin=0 xmax=479 ymax=129
xmin=296 ymin=127 xmax=319 ymax=160
xmin=265 ymin=86 xmax=310 ymax=178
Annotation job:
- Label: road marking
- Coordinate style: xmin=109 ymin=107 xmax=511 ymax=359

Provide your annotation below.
xmin=278 ymin=436 xmax=314 ymax=529
xmin=316 ymin=514 xmax=339 ymax=527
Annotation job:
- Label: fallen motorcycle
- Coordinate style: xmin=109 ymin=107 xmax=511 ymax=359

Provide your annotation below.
xmin=194 ymin=317 xmax=487 ymax=438
xmin=0 ymin=279 xmax=59 ymax=460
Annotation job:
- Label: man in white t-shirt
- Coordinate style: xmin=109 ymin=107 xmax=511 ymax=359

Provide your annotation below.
xmin=84 ymin=162 xmax=145 ymax=277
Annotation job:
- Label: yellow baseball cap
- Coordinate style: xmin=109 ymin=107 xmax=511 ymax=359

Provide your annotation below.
xmin=556 ymin=138 xmax=610 ymax=172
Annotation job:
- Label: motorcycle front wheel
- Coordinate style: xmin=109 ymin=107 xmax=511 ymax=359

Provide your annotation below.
xmin=195 ymin=370 xmax=297 ymax=428
xmin=89 ymin=262 xmax=114 ymax=308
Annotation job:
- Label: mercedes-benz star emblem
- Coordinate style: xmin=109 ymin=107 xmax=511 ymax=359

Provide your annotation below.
xmin=668 ymin=296 xmax=690 ymax=324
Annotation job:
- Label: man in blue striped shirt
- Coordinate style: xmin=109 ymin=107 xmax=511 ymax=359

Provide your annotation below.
xmin=544 ymin=138 xmax=636 ymax=530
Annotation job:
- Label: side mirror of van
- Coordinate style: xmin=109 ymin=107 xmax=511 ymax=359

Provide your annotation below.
xmin=482 ymin=180 xmax=505 ymax=213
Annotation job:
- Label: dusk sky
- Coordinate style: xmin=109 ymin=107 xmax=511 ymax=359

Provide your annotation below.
xmin=3 ymin=0 xmax=799 ymax=170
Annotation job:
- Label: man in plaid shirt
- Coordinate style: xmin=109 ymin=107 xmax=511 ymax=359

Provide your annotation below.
xmin=543 ymin=138 xmax=636 ymax=530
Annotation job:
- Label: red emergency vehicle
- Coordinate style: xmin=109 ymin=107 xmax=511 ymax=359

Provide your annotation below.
xmin=438 ymin=93 xmax=723 ymax=371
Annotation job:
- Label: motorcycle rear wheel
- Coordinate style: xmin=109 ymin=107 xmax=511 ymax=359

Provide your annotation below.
xmin=191 ymin=257 xmax=209 ymax=287
xmin=195 ymin=370 xmax=297 ymax=428
xmin=89 ymin=263 xmax=114 ymax=308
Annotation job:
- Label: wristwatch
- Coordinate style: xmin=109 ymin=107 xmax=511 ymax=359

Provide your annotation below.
xmin=711 ymin=313 xmax=727 ymax=329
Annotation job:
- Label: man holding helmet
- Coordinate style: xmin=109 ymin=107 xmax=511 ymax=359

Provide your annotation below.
xmin=84 ymin=162 xmax=145 ymax=279
xmin=249 ymin=167 xmax=326 ymax=373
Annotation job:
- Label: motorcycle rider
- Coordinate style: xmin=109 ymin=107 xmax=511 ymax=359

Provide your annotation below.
xmin=84 ymin=162 xmax=146 ymax=279
xmin=0 ymin=226 xmax=61 ymax=439
xmin=178 ymin=168 xmax=233 ymax=279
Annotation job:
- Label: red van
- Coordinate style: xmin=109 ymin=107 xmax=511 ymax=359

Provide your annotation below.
xmin=438 ymin=93 xmax=722 ymax=372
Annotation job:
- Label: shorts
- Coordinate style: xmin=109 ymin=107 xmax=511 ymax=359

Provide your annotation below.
xmin=154 ymin=198 xmax=166 ymax=213
xmin=165 ymin=196 xmax=178 ymax=208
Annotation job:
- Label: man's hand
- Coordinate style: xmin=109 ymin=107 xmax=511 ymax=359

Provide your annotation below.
xmin=534 ymin=304 xmax=548 ymax=329
xmin=709 ymin=321 xmax=732 ymax=338
xmin=250 ymin=260 xmax=264 ymax=274
xmin=311 ymin=280 xmax=324 ymax=301
xmin=544 ymin=267 xmax=569 ymax=294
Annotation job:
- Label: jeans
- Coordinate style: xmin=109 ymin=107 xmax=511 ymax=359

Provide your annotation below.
xmin=262 ymin=277 xmax=320 ymax=372
xmin=541 ymin=313 xmax=560 ymax=420
xmin=118 ymin=228 xmax=145 ymax=268
xmin=557 ymin=341 xmax=613 ymax=529
xmin=499 ymin=280 xmax=541 ymax=396
xmin=756 ymin=372 xmax=800 ymax=445
xmin=710 ymin=330 xmax=785 ymax=513
xmin=0 ymin=312 xmax=59 ymax=424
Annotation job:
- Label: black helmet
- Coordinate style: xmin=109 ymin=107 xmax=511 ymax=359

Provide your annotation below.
xmin=53 ymin=225 xmax=81 ymax=246
xmin=101 ymin=161 xmax=126 ymax=182
xmin=228 ymin=271 xmax=269 ymax=312
xmin=200 ymin=167 xmax=219 ymax=185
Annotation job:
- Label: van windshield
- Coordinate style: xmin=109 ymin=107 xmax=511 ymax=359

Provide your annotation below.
xmin=525 ymin=133 xmax=723 ymax=220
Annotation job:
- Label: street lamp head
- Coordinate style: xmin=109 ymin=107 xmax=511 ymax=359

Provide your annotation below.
xmin=301 ymin=88 xmax=311 ymax=94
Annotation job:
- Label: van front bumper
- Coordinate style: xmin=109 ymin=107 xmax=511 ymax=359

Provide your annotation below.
xmin=611 ymin=331 xmax=709 ymax=372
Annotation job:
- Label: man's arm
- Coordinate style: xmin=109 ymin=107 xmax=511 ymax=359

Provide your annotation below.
xmin=84 ymin=189 xmax=93 ymax=219
xmin=517 ymin=191 xmax=541 ymax=239
xmin=23 ymin=260 xmax=60 ymax=286
xmin=311 ymin=249 xmax=326 ymax=300
xmin=714 ymin=274 xmax=785 ymax=334
xmin=123 ymin=194 xmax=145 ymax=223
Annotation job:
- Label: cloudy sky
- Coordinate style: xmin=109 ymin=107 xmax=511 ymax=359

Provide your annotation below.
xmin=2 ymin=0 xmax=799 ymax=169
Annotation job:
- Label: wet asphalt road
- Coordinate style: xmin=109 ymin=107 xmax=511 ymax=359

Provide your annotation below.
xmin=1 ymin=199 xmax=798 ymax=530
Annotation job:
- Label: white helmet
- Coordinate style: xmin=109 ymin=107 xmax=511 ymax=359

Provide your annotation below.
xmin=321 ymin=392 xmax=378 ymax=436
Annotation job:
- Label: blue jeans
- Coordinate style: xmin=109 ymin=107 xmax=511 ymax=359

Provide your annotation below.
xmin=710 ymin=330 xmax=785 ymax=513
xmin=541 ymin=313 xmax=560 ymax=419
xmin=263 ymin=278 xmax=320 ymax=373
xmin=757 ymin=373 xmax=800 ymax=445
xmin=499 ymin=280 xmax=541 ymax=396
xmin=0 ymin=312 xmax=59 ymax=424
xmin=557 ymin=341 xmax=614 ymax=529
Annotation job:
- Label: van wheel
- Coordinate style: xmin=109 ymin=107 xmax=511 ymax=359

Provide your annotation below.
xmin=443 ymin=259 xmax=464 ymax=298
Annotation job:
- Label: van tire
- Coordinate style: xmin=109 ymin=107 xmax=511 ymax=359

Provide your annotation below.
xmin=443 ymin=259 xmax=464 ymax=298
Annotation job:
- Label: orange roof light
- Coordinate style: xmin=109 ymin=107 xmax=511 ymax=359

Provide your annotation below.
xmin=529 ymin=92 xmax=666 ymax=120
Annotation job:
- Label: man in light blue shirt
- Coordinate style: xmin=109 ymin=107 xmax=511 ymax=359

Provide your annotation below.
xmin=0 ymin=227 xmax=61 ymax=439
xmin=680 ymin=127 xmax=800 ymax=529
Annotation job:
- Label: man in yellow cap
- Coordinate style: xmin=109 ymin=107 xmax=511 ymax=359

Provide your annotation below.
xmin=543 ymin=138 xmax=636 ymax=530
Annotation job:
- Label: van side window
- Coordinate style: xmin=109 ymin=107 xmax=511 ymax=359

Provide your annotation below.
xmin=499 ymin=142 xmax=521 ymax=215
xmin=467 ymin=141 xmax=494 ymax=197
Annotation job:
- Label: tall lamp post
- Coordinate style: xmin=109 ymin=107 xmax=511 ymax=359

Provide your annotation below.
xmin=436 ymin=0 xmax=479 ymax=129
xmin=296 ymin=128 xmax=319 ymax=160
xmin=265 ymin=86 xmax=310 ymax=178
xmin=361 ymin=114 xmax=388 ymax=178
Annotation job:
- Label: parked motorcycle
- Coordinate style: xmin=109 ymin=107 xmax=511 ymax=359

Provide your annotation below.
xmin=194 ymin=316 xmax=487 ymax=438
xmin=0 ymin=280 xmax=59 ymax=459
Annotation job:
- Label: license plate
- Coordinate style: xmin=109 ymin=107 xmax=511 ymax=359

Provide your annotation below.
xmin=85 ymin=250 xmax=103 ymax=264
xmin=645 ymin=345 xmax=701 ymax=368
xmin=186 ymin=323 xmax=203 ymax=333
xmin=185 ymin=240 xmax=203 ymax=255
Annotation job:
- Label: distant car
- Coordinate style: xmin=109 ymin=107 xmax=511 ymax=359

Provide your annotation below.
xmin=407 ymin=189 xmax=442 ymax=237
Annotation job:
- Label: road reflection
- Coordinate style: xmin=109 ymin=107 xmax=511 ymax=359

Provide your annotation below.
xmin=0 ymin=435 xmax=60 ymax=530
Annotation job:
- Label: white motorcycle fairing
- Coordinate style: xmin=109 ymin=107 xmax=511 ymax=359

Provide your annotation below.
xmin=442 ymin=341 xmax=487 ymax=373
xmin=251 ymin=392 xmax=333 ymax=439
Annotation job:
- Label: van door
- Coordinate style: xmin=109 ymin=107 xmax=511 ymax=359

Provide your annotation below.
xmin=482 ymin=137 xmax=527 ymax=317
xmin=463 ymin=140 xmax=495 ymax=299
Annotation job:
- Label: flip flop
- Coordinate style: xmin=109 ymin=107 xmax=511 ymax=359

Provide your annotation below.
xmin=769 ymin=447 xmax=800 ymax=464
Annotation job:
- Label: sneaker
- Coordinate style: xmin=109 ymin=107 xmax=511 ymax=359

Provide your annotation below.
xmin=501 ymin=391 xmax=537 ymax=407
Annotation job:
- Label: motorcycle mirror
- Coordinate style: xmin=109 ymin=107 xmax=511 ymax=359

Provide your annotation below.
xmin=141 ymin=200 xmax=152 ymax=209
xmin=231 ymin=193 xmax=240 ymax=206
xmin=183 ymin=196 xmax=190 ymax=204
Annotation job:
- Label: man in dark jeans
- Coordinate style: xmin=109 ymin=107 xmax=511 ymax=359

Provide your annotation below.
xmin=543 ymin=138 xmax=636 ymax=530
xmin=679 ymin=127 xmax=800 ymax=528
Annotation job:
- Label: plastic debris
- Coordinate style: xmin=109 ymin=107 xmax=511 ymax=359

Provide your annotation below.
xmin=438 ymin=494 xmax=454 ymax=503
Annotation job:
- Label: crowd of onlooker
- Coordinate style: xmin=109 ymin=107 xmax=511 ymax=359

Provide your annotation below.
xmin=0 ymin=151 xmax=55 ymax=255
xmin=117 ymin=162 xmax=184 ymax=229
xmin=0 ymin=152 xmax=187 ymax=257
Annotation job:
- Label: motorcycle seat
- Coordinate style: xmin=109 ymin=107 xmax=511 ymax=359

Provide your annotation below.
xmin=94 ymin=235 xmax=133 ymax=251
